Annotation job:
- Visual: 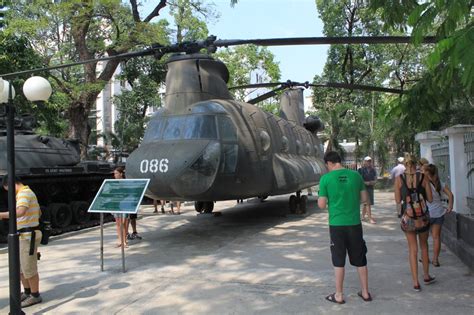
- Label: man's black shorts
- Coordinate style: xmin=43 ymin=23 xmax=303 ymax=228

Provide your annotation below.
xmin=129 ymin=213 xmax=137 ymax=219
xmin=329 ymin=224 xmax=367 ymax=267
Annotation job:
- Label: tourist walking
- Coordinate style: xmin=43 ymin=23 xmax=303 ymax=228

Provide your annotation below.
xmin=424 ymin=164 xmax=454 ymax=267
xmin=394 ymin=154 xmax=435 ymax=291
xmin=358 ymin=156 xmax=377 ymax=224
xmin=318 ymin=151 xmax=372 ymax=304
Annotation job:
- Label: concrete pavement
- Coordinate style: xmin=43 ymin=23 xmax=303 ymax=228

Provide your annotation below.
xmin=0 ymin=192 xmax=473 ymax=314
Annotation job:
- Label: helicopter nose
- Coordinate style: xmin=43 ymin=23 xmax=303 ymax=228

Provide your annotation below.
xmin=170 ymin=141 xmax=220 ymax=196
xmin=126 ymin=140 xmax=220 ymax=198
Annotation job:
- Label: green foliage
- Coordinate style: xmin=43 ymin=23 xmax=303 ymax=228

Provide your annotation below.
xmin=168 ymin=0 xmax=215 ymax=43
xmin=3 ymin=0 xmax=171 ymax=157
xmin=216 ymin=45 xmax=281 ymax=103
xmin=112 ymin=56 xmax=166 ymax=152
xmin=369 ymin=0 xmax=474 ymax=127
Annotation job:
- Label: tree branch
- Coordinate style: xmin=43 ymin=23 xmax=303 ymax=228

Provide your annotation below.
xmin=129 ymin=0 xmax=141 ymax=22
xmin=144 ymin=0 xmax=167 ymax=23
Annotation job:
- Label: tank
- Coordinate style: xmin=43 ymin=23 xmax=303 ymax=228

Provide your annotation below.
xmin=0 ymin=114 xmax=114 ymax=243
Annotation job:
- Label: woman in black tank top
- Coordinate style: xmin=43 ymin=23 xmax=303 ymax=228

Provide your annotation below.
xmin=394 ymin=154 xmax=434 ymax=292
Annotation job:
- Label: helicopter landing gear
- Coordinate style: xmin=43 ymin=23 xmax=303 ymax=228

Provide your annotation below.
xmin=289 ymin=191 xmax=307 ymax=214
xmin=203 ymin=201 xmax=214 ymax=213
xmin=194 ymin=201 xmax=204 ymax=213
xmin=258 ymin=196 xmax=268 ymax=202
xmin=195 ymin=201 xmax=214 ymax=213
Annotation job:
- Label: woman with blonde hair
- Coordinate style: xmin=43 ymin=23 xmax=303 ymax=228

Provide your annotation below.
xmin=424 ymin=164 xmax=454 ymax=267
xmin=394 ymin=154 xmax=435 ymax=291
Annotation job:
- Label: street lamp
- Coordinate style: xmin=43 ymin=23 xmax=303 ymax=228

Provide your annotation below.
xmin=0 ymin=76 xmax=52 ymax=315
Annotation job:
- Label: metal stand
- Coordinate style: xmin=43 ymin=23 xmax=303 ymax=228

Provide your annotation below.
xmin=121 ymin=215 xmax=126 ymax=273
xmin=100 ymin=213 xmax=104 ymax=272
xmin=6 ymin=90 xmax=25 ymax=315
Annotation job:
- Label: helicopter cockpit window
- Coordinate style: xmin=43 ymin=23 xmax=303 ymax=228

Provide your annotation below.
xmin=142 ymin=118 xmax=164 ymax=143
xmin=183 ymin=115 xmax=217 ymax=139
xmin=218 ymin=116 xmax=237 ymax=141
xmin=162 ymin=116 xmax=188 ymax=140
xmin=191 ymin=102 xmax=227 ymax=114
xmin=160 ymin=115 xmax=217 ymax=140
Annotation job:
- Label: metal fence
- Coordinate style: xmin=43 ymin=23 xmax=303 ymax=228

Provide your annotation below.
xmin=465 ymin=132 xmax=474 ymax=212
xmin=432 ymin=140 xmax=450 ymax=185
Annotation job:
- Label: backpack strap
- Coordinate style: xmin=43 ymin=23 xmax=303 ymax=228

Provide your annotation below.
xmin=399 ymin=174 xmax=419 ymax=218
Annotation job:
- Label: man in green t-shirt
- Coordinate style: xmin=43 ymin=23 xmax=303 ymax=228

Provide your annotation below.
xmin=318 ymin=151 xmax=372 ymax=304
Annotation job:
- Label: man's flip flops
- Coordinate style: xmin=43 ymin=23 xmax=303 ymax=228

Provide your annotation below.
xmin=325 ymin=293 xmax=345 ymax=304
xmin=357 ymin=291 xmax=373 ymax=302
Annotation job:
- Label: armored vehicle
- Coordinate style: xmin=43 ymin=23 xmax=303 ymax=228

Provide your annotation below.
xmin=0 ymin=114 xmax=114 ymax=243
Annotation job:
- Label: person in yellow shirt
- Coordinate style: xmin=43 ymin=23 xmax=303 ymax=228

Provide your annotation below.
xmin=1 ymin=175 xmax=43 ymax=308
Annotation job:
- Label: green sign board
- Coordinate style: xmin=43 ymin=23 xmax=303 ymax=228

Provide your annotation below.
xmin=88 ymin=179 xmax=150 ymax=214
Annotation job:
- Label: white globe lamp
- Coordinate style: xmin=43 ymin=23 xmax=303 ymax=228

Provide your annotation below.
xmin=23 ymin=76 xmax=52 ymax=102
xmin=0 ymin=79 xmax=16 ymax=104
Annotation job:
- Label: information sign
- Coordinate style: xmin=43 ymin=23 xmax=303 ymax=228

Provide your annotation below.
xmin=88 ymin=179 xmax=150 ymax=214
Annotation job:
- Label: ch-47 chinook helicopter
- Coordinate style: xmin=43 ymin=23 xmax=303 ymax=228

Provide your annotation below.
xmin=124 ymin=35 xmax=421 ymax=213
xmin=1 ymin=35 xmax=434 ymax=215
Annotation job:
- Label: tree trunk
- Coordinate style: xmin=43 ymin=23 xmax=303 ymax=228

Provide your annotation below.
xmin=69 ymin=101 xmax=91 ymax=160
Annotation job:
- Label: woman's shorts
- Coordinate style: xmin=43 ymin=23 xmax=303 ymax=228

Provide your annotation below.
xmin=430 ymin=215 xmax=445 ymax=225
xmin=113 ymin=213 xmax=129 ymax=219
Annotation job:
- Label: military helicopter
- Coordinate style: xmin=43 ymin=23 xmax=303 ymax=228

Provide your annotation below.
xmin=123 ymin=36 xmax=414 ymax=213
xmin=1 ymin=35 xmax=433 ymax=214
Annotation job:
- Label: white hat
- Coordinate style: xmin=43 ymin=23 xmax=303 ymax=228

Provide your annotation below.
xmin=397 ymin=157 xmax=404 ymax=163
xmin=364 ymin=156 xmax=372 ymax=161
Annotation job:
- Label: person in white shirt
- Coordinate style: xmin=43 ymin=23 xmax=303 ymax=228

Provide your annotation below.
xmin=390 ymin=157 xmax=406 ymax=181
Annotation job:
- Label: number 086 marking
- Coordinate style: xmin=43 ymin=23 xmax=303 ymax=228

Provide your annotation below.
xmin=140 ymin=159 xmax=169 ymax=173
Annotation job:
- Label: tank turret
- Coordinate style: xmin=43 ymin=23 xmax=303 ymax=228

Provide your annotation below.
xmin=0 ymin=114 xmax=114 ymax=243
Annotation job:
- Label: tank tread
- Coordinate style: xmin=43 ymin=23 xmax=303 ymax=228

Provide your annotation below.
xmin=50 ymin=216 xmax=115 ymax=236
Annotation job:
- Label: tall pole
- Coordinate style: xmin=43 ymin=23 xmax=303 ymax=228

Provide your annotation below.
xmin=6 ymin=83 xmax=24 ymax=314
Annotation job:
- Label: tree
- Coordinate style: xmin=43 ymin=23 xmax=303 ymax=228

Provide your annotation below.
xmin=312 ymin=0 xmax=442 ymax=170
xmin=312 ymin=0 xmax=390 ymax=162
xmin=369 ymin=0 xmax=474 ymax=132
xmin=6 ymin=0 xmax=170 ymax=157
xmin=215 ymin=44 xmax=281 ymax=104
xmin=110 ymin=0 xmax=214 ymax=155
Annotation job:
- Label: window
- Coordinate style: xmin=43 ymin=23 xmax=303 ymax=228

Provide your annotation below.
xmin=142 ymin=118 xmax=164 ymax=143
xmin=183 ymin=115 xmax=217 ymax=139
xmin=218 ymin=116 xmax=237 ymax=141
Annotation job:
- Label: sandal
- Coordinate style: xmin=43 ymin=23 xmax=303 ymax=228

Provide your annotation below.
xmin=325 ymin=293 xmax=345 ymax=304
xmin=357 ymin=291 xmax=372 ymax=302
xmin=432 ymin=261 xmax=440 ymax=267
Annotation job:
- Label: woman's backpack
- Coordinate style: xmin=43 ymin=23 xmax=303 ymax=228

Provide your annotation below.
xmin=399 ymin=173 xmax=430 ymax=232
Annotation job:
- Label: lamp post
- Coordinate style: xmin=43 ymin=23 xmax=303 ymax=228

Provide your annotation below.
xmin=0 ymin=76 xmax=52 ymax=315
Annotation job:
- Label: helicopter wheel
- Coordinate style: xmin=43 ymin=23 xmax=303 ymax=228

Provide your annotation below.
xmin=289 ymin=195 xmax=297 ymax=214
xmin=299 ymin=195 xmax=308 ymax=214
xmin=194 ymin=201 xmax=204 ymax=213
xmin=203 ymin=201 xmax=214 ymax=213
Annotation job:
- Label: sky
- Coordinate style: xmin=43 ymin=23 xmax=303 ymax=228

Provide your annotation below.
xmin=142 ymin=0 xmax=328 ymax=95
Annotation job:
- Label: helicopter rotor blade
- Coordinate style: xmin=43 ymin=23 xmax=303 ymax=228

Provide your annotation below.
xmin=309 ymin=82 xmax=403 ymax=94
xmin=229 ymin=82 xmax=285 ymax=90
xmin=215 ymin=36 xmax=437 ymax=47
xmin=1 ymin=35 xmax=437 ymax=79
xmin=231 ymin=80 xmax=404 ymax=95
xmin=247 ymin=86 xmax=287 ymax=104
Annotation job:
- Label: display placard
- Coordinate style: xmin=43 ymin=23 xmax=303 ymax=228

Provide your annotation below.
xmin=88 ymin=179 xmax=150 ymax=214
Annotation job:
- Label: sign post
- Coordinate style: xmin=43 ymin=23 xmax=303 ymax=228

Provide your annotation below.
xmin=88 ymin=179 xmax=150 ymax=273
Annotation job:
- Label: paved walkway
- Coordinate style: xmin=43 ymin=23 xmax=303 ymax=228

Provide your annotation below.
xmin=0 ymin=192 xmax=473 ymax=314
